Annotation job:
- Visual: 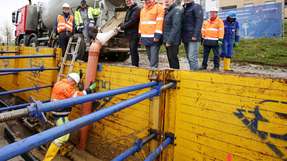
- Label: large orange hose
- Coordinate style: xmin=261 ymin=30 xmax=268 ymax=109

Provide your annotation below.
xmin=78 ymin=40 xmax=102 ymax=150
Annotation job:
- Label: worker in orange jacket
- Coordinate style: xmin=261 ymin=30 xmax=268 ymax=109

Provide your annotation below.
xmin=139 ymin=0 xmax=164 ymax=68
xmin=43 ymin=73 xmax=96 ymax=161
xmin=201 ymin=7 xmax=224 ymax=71
xmin=55 ymin=3 xmax=75 ymax=56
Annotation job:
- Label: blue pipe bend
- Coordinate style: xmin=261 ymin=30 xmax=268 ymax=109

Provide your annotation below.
xmin=0 ymin=87 xmax=160 ymax=160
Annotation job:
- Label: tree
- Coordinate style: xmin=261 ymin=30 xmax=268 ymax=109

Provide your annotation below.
xmin=1 ymin=23 xmax=13 ymax=45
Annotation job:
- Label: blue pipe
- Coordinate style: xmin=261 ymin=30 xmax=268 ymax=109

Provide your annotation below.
xmin=0 ymin=67 xmax=59 ymax=73
xmin=0 ymin=100 xmax=50 ymax=113
xmin=144 ymin=137 xmax=173 ymax=161
xmin=28 ymin=82 xmax=159 ymax=116
xmin=0 ymin=87 xmax=160 ymax=160
xmin=0 ymin=85 xmax=52 ymax=96
xmin=0 ymin=103 xmax=29 ymax=112
xmin=0 ymin=72 xmax=17 ymax=76
xmin=112 ymin=133 xmax=157 ymax=161
xmin=0 ymin=54 xmax=54 ymax=59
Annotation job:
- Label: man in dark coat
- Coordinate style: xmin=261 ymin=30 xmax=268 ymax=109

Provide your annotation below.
xmin=118 ymin=0 xmax=141 ymax=67
xmin=181 ymin=0 xmax=203 ymax=70
xmin=163 ymin=0 xmax=182 ymax=69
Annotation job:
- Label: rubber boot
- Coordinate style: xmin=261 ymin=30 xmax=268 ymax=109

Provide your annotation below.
xmin=43 ymin=143 xmax=60 ymax=161
xmin=224 ymin=58 xmax=232 ymax=71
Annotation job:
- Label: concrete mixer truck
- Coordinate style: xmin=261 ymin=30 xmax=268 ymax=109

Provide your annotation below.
xmin=12 ymin=0 xmax=138 ymax=61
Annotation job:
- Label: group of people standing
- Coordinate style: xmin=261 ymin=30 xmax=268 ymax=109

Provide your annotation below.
xmin=120 ymin=0 xmax=240 ymax=71
xmin=55 ymin=0 xmax=100 ymax=58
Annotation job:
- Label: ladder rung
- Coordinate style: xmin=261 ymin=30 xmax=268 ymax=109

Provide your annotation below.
xmin=63 ymin=63 xmax=72 ymax=66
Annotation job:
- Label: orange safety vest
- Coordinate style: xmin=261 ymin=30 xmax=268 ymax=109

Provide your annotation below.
xmin=139 ymin=3 xmax=164 ymax=38
xmin=201 ymin=17 xmax=224 ymax=40
xmin=57 ymin=15 xmax=74 ymax=33
xmin=51 ymin=79 xmax=84 ymax=101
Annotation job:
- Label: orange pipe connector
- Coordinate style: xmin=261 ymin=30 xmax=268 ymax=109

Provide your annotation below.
xmin=78 ymin=40 xmax=102 ymax=150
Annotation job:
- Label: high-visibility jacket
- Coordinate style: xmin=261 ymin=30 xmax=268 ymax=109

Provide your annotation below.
xmin=75 ymin=7 xmax=100 ymax=27
xmin=201 ymin=17 xmax=224 ymax=40
xmin=51 ymin=79 xmax=85 ymax=116
xmin=57 ymin=15 xmax=74 ymax=33
xmin=139 ymin=3 xmax=164 ymax=46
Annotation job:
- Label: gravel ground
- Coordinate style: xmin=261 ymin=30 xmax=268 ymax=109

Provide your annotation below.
xmin=108 ymin=54 xmax=287 ymax=79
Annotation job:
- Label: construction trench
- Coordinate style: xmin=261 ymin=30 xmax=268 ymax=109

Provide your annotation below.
xmin=0 ymin=39 xmax=286 ymax=161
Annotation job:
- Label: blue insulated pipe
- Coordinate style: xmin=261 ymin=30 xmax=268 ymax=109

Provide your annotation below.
xmin=112 ymin=133 xmax=157 ymax=161
xmin=0 ymin=82 xmax=158 ymax=123
xmin=144 ymin=137 xmax=173 ymax=161
xmin=0 ymin=54 xmax=54 ymax=59
xmin=0 ymin=67 xmax=59 ymax=73
xmin=0 ymin=85 xmax=52 ymax=96
xmin=0 ymin=87 xmax=160 ymax=160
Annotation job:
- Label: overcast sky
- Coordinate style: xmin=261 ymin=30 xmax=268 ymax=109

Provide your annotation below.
xmin=0 ymin=0 xmax=42 ymax=39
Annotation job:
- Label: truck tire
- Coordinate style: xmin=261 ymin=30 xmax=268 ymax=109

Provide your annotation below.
xmin=19 ymin=38 xmax=25 ymax=46
xmin=28 ymin=37 xmax=38 ymax=47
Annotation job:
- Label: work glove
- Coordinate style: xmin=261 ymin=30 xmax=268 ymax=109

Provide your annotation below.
xmin=85 ymin=82 xmax=97 ymax=94
xmin=218 ymin=39 xmax=223 ymax=46
xmin=88 ymin=22 xmax=95 ymax=28
xmin=77 ymin=23 xmax=84 ymax=33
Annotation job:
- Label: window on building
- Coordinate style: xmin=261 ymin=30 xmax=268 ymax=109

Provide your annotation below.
xmin=221 ymin=5 xmax=237 ymax=10
xmin=244 ymin=3 xmax=254 ymax=7
xmin=264 ymin=0 xmax=276 ymax=4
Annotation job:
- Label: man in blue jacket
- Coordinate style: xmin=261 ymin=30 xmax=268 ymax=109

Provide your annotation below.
xmin=181 ymin=0 xmax=203 ymax=70
xmin=221 ymin=11 xmax=240 ymax=71
xmin=119 ymin=0 xmax=141 ymax=67
xmin=163 ymin=0 xmax=182 ymax=69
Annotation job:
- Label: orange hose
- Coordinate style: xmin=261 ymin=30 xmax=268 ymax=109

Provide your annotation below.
xmin=78 ymin=40 xmax=102 ymax=150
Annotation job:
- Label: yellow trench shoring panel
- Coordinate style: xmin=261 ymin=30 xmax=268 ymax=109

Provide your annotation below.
xmin=0 ymin=46 xmax=286 ymax=161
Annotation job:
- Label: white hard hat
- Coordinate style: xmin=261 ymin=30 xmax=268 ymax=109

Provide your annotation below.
xmin=62 ymin=3 xmax=70 ymax=8
xmin=68 ymin=73 xmax=80 ymax=84
xmin=210 ymin=7 xmax=219 ymax=12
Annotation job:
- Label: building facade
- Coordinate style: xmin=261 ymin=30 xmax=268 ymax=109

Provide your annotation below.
xmin=219 ymin=0 xmax=287 ymax=18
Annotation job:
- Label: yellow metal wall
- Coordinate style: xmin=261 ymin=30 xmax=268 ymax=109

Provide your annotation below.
xmin=0 ymin=46 xmax=60 ymax=102
xmin=170 ymin=71 xmax=287 ymax=161
xmin=0 ymin=46 xmax=286 ymax=161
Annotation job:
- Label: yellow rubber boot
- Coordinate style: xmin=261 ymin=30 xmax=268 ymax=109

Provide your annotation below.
xmin=223 ymin=58 xmax=228 ymax=71
xmin=226 ymin=58 xmax=231 ymax=71
xmin=43 ymin=143 xmax=60 ymax=161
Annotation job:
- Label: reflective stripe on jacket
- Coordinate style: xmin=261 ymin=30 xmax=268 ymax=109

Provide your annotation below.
xmin=75 ymin=7 xmax=97 ymax=26
xmin=201 ymin=17 xmax=224 ymax=40
xmin=139 ymin=3 xmax=164 ymax=46
xmin=57 ymin=15 xmax=74 ymax=33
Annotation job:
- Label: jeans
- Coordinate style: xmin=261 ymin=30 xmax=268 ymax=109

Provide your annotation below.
xmin=146 ymin=45 xmax=160 ymax=68
xmin=221 ymin=39 xmax=234 ymax=58
xmin=129 ymin=35 xmax=140 ymax=67
xmin=202 ymin=45 xmax=220 ymax=69
xmin=184 ymin=42 xmax=200 ymax=70
xmin=166 ymin=45 xmax=180 ymax=69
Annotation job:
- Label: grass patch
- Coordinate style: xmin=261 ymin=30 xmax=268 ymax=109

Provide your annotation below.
xmin=173 ymin=20 xmax=287 ymax=67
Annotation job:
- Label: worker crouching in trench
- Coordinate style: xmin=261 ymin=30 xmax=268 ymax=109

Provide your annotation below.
xmin=43 ymin=73 xmax=96 ymax=161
